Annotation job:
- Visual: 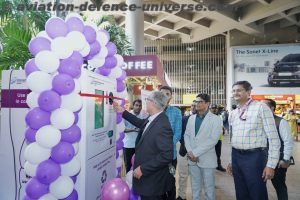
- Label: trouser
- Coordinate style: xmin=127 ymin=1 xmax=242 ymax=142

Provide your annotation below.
xmin=162 ymin=159 xmax=177 ymax=200
xmin=271 ymin=167 xmax=288 ymax=200
xmin=123 ymin=147 xmax=135 ymax=173
xmin=141 ymin=195 xmax=162 ymax=200
xmin=215 ymin=140 xmax=222 ymax=167
xmin=232 ymin=148 xmax=268 ymax=200
xmin=189 ymin=165 xmax=215 ymax=200
xmin=177 ymin=154 xmax=189 ymax=199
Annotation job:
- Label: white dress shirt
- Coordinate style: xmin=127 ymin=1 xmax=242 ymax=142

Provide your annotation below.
xmin=143 ymin=111 xmax=163 ymax=134
xmin=229 ymin=100 xmax=280 ymax=168
xmin=278 ymin=119 xmax=293 ymax=160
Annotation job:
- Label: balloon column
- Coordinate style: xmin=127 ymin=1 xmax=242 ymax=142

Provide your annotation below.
xmin=23 ymin=13 xmax=127 ymax=200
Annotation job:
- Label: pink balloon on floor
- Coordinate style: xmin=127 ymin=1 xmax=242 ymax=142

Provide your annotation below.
xmin=102 ymin=178 xmax=130 ymax=200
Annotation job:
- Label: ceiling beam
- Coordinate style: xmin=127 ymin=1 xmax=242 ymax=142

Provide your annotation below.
xmin=278 ymin=12 xmax=300 ymax=27
xmin=257 ymin=0 xmax=272 ymax=6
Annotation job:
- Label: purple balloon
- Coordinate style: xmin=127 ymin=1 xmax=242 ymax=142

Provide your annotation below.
xmin=36 ymin=159 xmax=61 ymax=184
xmin=58 ymin=62 xmax=81 ymax=78
xmin=116 ymin=150 xmax=119 ymax=159
xmin=38 ymin=90 xmax=61 ymax=112
xmin=104 ymin=56 xmax=117 ymax=69
xmin=51 ymin=142 xmax=75 ymax=164
xmin=66 ymin=17 xmax=84 ymax=32
xmin=117 ymin=80 xmax=126 ymax=92
xmin=25 ymin=177 xmax=49 ymax=199
xmin=25 ymin=59 xmax=39 ymax=76
xmin=61 ymin=125 xmax=81 ymax=143
xmin=116 ymin=70 xmax=127 ymax=82
xmin=116 ymin=113 xmax=122 ymax=124
xmin=116 ymin=140 xmax=124 ymax=151
xmin=129 ymin=189 xmax=139 ymax=200
xmin=52 ymin=74 xmax=75 ymax=95
xmin=96 ymin=67 xmax=111 ymax=76
xmin=25 ymin=128 xmax=37 ymax=143
xmin=25 ymin=108 xmax=50 ymax=130
xmin=83 ymin=26 xmax=96 ymax=44
xmin=46 ymin=18 xmax=68 ymax=38
xmin=70 ymin=175 xmax=77 ymax=183
xmin=106 ymin=42 xmax=117 ymax=56
xmin=62 ymin=189 xmax=78 ymax=200
xmin=102 ymin=178 xmax=130 ymax=200
xmin=23 ymin=195 xmax=36 ymax=200
xmin=119 ymin=132 xmax=125 ymax=140
xmin=74 ymin=112 xmax=79 ymax=124
xmin=68 ymin=51 xmax=84 ymax=66
xmin=89 ymin=41 xmax=101 ymax=57
xmin=29 ymin=37 xmax=51 ymax=56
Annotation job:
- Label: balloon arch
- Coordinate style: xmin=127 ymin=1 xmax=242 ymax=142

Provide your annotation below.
xmin=23 ymin=13 xmax=133 ymax=200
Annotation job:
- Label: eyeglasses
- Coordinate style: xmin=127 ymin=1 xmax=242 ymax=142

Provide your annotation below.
xmin=195 ymin=100 xmax=205 ymax=104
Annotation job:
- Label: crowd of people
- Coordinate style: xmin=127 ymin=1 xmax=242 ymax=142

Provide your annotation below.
xmin=113 ymin=80 xmax=296 ymax=200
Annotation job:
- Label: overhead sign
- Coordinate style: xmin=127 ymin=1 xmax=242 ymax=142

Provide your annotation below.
xmin=123 ymin=55 xmax=167 ymax=85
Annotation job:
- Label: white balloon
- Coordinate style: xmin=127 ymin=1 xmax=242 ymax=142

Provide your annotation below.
xmin=116 ymin=158 xmax=122 ymax=167
xmin=26 ymin=71 xmax=52 ymax=93
xmin=73 ymin=143 xmax=79 ymax=155
xmin=36 ymin=125 xmax=61 ymax=148
xmin=24 ymin=161 xmax=38 ymax=177
xmin=61 ymin=92 xmax=82 ymax=112
xmin=88 ymin=56 xmax=105 ymax=68
xmin=109 ymin=66 xmax=122 ymax=79
xmin=117 ymin=90 xmax=127 ymax=99
xmin=50 ymin=176 xmax=74 ymax=199
xmin=61 ymin=157 xmax=81 ymax=176
xmin=97 ymin=31 xmax=109 ymax=46
xmin=24 ymin=142 xmax=51 ymax=164
xmin=39 ymin=193 xmax=57 ymax=200
xmin=79 ymin=43 xmax=90 ymax=57
xmin=51 ymin=108 xmax=75 ymax=130
xmin=125 ymin=170 xmax=133 ymax=189
xmin=114 ymin=54 xmax=124 ymax=67
xmin=98 ymin=46 xmax=108 ymax=58
xmin=35 ymin=51 xmax=60 ymax=73
xmin=67 ymin=31 xmax=86 ymax=51
xmin=117 ymin=122 xmax=125 ymax=133
xmin=36 ymin=31 xmax=52 ymax=41
xmin=51 ymin=37 xmax=73 ymax=59
xmin=118 ymin=149 xmax=123 ymax=157
xmin=73 ymin=79 xmax=81 ymax=94
xmin=26 ymin=92 xmax=39 ymax=108
xmin=65 ymin=13 xmax=82 ymax=21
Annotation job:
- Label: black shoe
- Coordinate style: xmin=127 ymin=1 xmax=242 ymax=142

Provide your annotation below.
xmin=176 ymin=197 xmax=186 ymax=200
xmin=216 ymin=166 xmax=226 ymax=172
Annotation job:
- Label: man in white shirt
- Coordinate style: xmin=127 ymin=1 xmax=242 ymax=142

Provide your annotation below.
xmin=227 ymin=81 xmax=280 ymax=200
xmin=124 ymin=99 xmax=148 ymax=173
xmin=184 ymin=94 xmax=223 ymax=200
xmin=263 ymin=99 xmax=293 ymax=200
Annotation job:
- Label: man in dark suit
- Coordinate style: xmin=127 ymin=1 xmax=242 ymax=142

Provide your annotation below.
xmin=113 ymin=91 xmax=173 ymax=200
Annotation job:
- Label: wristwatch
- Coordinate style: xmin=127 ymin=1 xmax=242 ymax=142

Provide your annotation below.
xmin=282 ymin=159 xmax=290 ymax=164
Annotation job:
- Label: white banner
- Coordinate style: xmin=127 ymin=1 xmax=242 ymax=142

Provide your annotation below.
xmin=232 ymin=44 xmax=300 ymax=94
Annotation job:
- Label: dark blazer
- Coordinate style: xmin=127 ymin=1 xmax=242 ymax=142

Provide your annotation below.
xmin=179 ymin=115 xmax=191 ymax=157
xmin=122 ymin=110 xmax=173 ymax=196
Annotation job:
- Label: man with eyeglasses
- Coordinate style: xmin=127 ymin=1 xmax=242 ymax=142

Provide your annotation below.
xmin=227 ymin=81 xmax=280 ymax=200
xmin=184 ymin=94 xmax=223 ymax=200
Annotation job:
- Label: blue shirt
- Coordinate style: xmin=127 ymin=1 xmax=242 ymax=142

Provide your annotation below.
xmin=195 ymin=111 xmax=208 ymax=136
xmin=165 ymin=106 xmax=182 ymax=159
xmin=124 ymin=111 xmax=148 ymax=148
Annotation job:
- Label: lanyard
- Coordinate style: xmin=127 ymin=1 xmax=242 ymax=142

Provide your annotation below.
xmin=238 ymin=99 xmax=253 ymax=121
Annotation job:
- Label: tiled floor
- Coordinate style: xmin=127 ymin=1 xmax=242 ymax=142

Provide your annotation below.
xmin=176 ymin=134 xmax=300 ymax=200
